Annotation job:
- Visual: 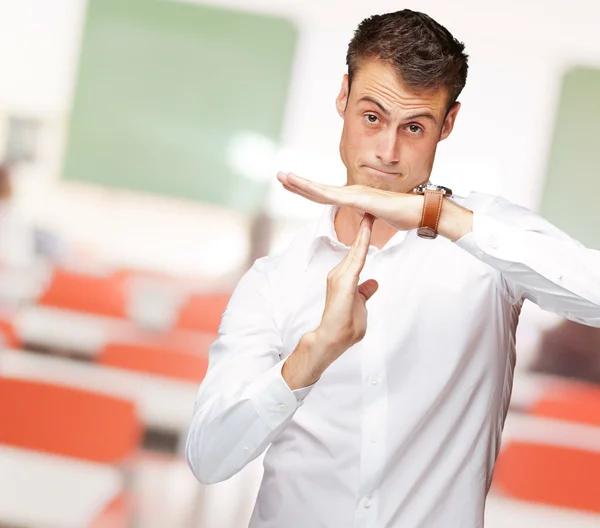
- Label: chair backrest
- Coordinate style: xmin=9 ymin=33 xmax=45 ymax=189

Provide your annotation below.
xmin=493 ymin=441 xmax=600 ymax=514
xmin=98 ymin=342 xmax=209 ymax=382
xmin=175 ymin=293 xmax=231 ymax=333
xmin=531 ymin=382 xmax=600 ymax=426
xmin=0 ymin=377 xmax=141 ymax=463
xmin=38 ymin=268 xmax=128 ymax=318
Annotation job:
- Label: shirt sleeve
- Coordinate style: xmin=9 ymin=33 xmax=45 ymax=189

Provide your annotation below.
xmin=454 ymin=195 xmax=600 ymax=328
xmin=185 ymin=256 xmax=317 ymax=485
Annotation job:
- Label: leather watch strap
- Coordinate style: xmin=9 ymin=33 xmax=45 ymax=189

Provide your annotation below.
xmin=417 ymin=190 xmax=445 ymax=239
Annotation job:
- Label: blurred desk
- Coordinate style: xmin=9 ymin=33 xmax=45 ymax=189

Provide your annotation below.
xmin=14 ymin=306 xmax=116 ymax=357
xmin=502 ymin=412 xmax=600 ymax=452
xmin=485 ymin=495 xmax=600 ymax=527
xmin=0 ymin=445 xmax=122 ymax=528
xmin=13 ymin=305 xmax=213 ymax=359
xmin=0 ymin=263 xmax=50 ymax=306
xmin=0 ymin=349 xmax=198 ymax=435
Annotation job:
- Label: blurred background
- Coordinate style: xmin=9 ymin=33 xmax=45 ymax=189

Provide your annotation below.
xmin=0 ymin=0 xmax=599 ymax=526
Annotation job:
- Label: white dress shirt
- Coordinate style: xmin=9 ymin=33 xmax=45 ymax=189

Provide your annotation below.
xmin=186 ymin=191 xmax=600 ymax=528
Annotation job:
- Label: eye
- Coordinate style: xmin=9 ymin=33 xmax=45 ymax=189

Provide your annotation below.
xmin=407 ymin=124 xmax=424 ymax=135
xmin=363 ymin=113 xmax=380 ymax=125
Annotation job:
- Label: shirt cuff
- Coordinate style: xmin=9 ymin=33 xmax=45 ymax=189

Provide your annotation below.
xmin=241 ymin=357 xmax=317 ymax=431
xmin=454 ymin=212 xmax=510 ymax=271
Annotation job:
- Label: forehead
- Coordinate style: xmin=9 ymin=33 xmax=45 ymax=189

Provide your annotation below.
xmin=350 ymin=59 xmax=448 ymax=114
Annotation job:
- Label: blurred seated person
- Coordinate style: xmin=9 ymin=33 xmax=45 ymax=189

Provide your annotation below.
xmin=0 ymin=162 xmax=67 ymax=268
xmin=0 ymin=162 xmax=36 ymax=268
xmin=530 ymin=319 xmax=600 ymax=384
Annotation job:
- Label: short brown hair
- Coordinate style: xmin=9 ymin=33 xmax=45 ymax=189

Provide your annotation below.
xmin=346 ymin=10 xmax=469 ymax=106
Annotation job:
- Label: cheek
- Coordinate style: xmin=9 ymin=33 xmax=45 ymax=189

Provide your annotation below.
xmin=343 ymin=120 xmax=375 ymax=155
xmin=407 ymin=138 xmax=438 ymax=167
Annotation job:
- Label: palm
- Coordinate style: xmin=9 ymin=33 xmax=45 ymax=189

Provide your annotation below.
xmin=277 ymin=172 xmax=422 ymax=231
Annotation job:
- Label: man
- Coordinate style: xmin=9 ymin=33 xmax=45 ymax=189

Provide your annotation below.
xmin=186 ymin=10 xmax=600 ymax=527
xmin=0 ymin=162 xmax=36 ymax=268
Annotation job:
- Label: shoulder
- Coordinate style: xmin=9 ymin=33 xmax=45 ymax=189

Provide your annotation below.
xmin=246 ymin=216 xmax=319 ymax=290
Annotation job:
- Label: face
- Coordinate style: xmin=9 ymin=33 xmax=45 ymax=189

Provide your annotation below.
xmin=335 ymin=59 xmax=460 ymax=193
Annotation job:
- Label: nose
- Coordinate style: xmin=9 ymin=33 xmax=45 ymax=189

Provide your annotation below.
xmin=376 ymin=128 xmax=400 ymax=166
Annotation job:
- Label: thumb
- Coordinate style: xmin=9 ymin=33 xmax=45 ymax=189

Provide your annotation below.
xmin=358 ymin=279 xmax=379 ymax=301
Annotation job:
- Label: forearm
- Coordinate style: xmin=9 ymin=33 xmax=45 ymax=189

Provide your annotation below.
xmin=449 ymin=196 xmax=600 ymax=326
xmin=187 ymin=342 xmax=319 ymax=483
xmin=281 ymin=330 xmax=338 ymax=390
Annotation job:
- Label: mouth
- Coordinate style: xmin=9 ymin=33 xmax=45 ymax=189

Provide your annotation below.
xmin=365 ymin=166 xmax=399 ymax=179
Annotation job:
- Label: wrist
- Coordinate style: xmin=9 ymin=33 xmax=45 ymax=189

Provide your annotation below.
xmin=437 ymin=198 xmax=473 ymax=242
xmin=282 ymin=331 xmax=331 ymax=390
xmin=311 ymin=327 xmax=348 ymax=365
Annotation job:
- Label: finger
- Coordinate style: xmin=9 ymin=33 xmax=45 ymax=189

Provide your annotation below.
xmin=339 ymin=213 xmax=372 ymax=268
xmin=329 ymin=215 xmax=364 ymax=276
xmin=358 ymin=278 xmax=379 ymax=301
xmin=283 ymin=172 xmax=354 ymax=207
xmin=341 ymin=214 xmax=374 ymax=278
xmin=280 ymin=181 xmax=331 ymax=205
xmin=330 ymin=212 xmax=372 ymax=278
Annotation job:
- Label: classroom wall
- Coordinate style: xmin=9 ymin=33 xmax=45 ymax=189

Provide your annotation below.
xmin=1 ymin=0 xmax=599 ymax=276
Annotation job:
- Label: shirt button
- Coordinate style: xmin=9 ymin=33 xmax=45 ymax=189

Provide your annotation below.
xmin=243 ymin=446 xmax=250 ymax=453
xmin=370 ymin=375 xmax=380 ymax=385
xmin=363 ymin=498 xmax=371 ymax=508
xmin=369 ymin=434 xmax=378 ymax=443
xmin=476 ymin=250 xmax=485 ymax=260
xmin=278 ymin=403 xmax=287 ymax=411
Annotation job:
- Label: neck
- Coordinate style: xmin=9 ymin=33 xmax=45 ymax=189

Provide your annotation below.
xmin=334 ymin=205 xmax=398 ymax=250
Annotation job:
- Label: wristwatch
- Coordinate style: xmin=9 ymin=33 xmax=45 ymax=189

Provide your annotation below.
xmin=412 ymin=184 xmax=453 ymax=239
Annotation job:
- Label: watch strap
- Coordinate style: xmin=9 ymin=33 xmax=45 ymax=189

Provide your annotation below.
xmin=417 ymin=190 xmax=445 ymax=239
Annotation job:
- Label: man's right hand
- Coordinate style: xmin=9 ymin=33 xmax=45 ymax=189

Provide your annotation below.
xmin=282 ymin=213 xmax=379 ymax=390
xmin=314 ymin=212 xmax=379 ymax=362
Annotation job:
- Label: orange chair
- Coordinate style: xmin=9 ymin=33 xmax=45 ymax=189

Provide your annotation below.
xmin=175 ymin=292 xmax=231 ymax=333
xmin=0 ymin=378 xmax=141 ymax=527
xmin=98 ymin=342 xmax=209 ymax=383
xmin=530 ymin=382 xmax=600 ymax=427
xmin=38 ymin=268 xmax=128 ymax=319
xmin=493 ymin=441 xmax=600 ymax=514
xmin=0 ymin=377 xmax=140 ymax=463
xmin=0 ymin=316 xmax=20 ymax=349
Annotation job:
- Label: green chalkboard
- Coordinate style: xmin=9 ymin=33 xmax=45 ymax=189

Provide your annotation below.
xmin=62 ymin=0 xmax=298 ymax=213
xmin=540 ymin=67 xmax=600 ymax=250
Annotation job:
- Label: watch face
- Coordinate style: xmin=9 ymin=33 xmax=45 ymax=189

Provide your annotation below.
xmin=413 ymin=184 xmax=453 ymax=196
xmin=417 ymin=226 xmax=438 ymax=239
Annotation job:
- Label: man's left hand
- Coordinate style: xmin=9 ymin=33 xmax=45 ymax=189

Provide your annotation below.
xmin=276 ymin=171 xmax=473 ymax=242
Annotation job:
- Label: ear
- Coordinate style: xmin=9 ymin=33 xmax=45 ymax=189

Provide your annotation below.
xmin=439 ymin=101 xmax=461 ymax=141
xmin=336 ymin=75 xmax=350 ymax=118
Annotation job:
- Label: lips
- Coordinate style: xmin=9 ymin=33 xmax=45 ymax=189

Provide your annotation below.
xmin=366 ymin=166 xmax=398 ymax=178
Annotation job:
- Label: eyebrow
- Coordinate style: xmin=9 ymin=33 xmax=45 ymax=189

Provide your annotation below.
xmin=358 ymin=96 xmax=391 ymax=117
xmin=405 ymin=112 xmax=438 ymax=125
xmin=357 ymin=96 xmax=438 ymax=125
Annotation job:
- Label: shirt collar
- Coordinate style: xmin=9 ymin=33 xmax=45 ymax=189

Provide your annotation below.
xmin=304 ymin=203 xmax=409 ymax=270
